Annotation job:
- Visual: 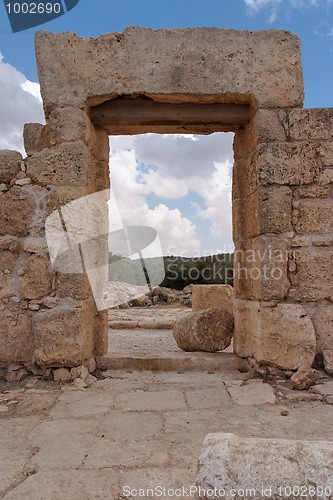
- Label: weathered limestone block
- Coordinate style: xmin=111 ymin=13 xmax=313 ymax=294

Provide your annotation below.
xmin=255 ymin=303 xmax=316 ymax=369
xmin=294 ymin=184 xmax=330 ymax=199
xmin=0 ymin=272 xmax=13 ymax=299
xmin=33 ymin=303 xmax=95 ymax=366
xmin=257 ymin=142 xmax=319 ymax=185
xmin=35 ymin=28 xmax=303 ymax=114
xmin=232 ymin=159 xmax=258 ymax=200
xmin=234 ymin=300 xmax=316 ymax=369
xmin=233 ymin=186 xmax=292 ymax=240
xmin=0 ymin=301 xmax=33 ymax=362
xmin=26 ymin=141 xmax=95 ymax=187
xmin=0 ymin=252 xmax=16 ymax=272
xmin=319 ymin=168 xmax=333 ymax=185
xmin=233 ymin=299 xmax=259 ymax=358
xmin=234 ymin=236 xmax=289 ymax=301
xmin=233 ymin=109 xmax=286 ymax=163
xmin=24 ymin=123 xmax=49 ymax=155
xmin=173 ymin=308 xmax=233 ymax=352
xmin=94 ymin=127 xmax=110 ymax=192
xmin=48 ymin=107 xmax=96 ymax=148
xmin=312 ymin=304 xmax=333 ymax=355
xmin=259 ymin=185 xmax=292 ymax=233
xmin=251 ymin=108 xmax=287 ymax=143
xmin=46 ymin=185 xmax=87 ymax=218
xmin=55 ymin=272 xmax=91 ymax=299
xmin=295 ymin=200 xmax=333 ymax=234
xmin=18 ymin=254 xmax=53 ymax=299
xmin=290 ymin=367 xmax=321 ymax=391
xmin=318 ymin=143 xmax=333 ymax=166
xmin=295 ymin=248 xmax=333 ymax=301
xmin=0 ymin=150 xmax=22 ymax=183
xmin=0 ymin=186 xmax=36 ymax=237
xmin=289 ymin=108 xmax=333 ymax=141
xmin=232 ymin=194 xmax=259 ymax=242
xmin=196 ymin=433 xmax=333 ymax=499
xmin=192 ymin=284 xmax=234 ymax=314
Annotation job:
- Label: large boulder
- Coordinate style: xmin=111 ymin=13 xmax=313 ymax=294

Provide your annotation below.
xmin=173 ymin=307 xmax=233 ymax=352
xmin=196 ymin=433 xmax=333 ymax=499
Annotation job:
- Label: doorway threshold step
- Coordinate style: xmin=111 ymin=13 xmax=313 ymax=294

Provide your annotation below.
xmin=96 ymin=352 xmax=242 ymax=373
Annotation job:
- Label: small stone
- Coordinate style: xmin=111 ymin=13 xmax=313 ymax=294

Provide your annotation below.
xmin=290 ymin=366 xmax=321 ymax=391
xmin=6 ymin=367 xmax=29 ymax=382
xmin=197 ymin=432 xmax=333 ymax=495
xmin=310 ymin=381 xmax=333 ymax=397
xmin=78 ymin=365 xmax=89 ymax=380
xmin=70 ymin=366 xmax=80 ymax=380
xmin=0 ymin=183 xmax=7 ymax=192
xmin=25 ymin=378 xmax=38 ymax=388
xmin=53 ymin=368 xmax=71 ymax=382
xmin=29 ymin=303 xmax=40 ymax=311
xmin=15 ymin=177 xmax=32 ymax=186
xmin=323 ymin=350 xmax=333 ymax=376
xmin=85 ymin=358 xmax=96 ymax=373
xmin=0 ymin=404 xmax=9 ymax=413
xmin=280 ymin=410 xmax=289 ymax=416
xmin=85 ymin=374 xmax=97 ymax=385
xmin=8 ymin=363 xmax=24 ymax=373
xmin=41 ymin=296 xmax=59 ymax=309
xmin=73 ymin=378 xmax=87 ymax=390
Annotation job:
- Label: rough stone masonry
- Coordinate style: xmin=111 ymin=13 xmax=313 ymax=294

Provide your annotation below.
xmin=0 ymin=27 xmax=332 ymax=378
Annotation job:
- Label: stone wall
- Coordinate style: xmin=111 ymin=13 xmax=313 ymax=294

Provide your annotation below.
xmin=233 ymin=108 xmax=333 ymax=375
xmin=0 ymin=27 xmax=332 ymax=377
xmin=0 ymin=112 xmax=110 ymax=377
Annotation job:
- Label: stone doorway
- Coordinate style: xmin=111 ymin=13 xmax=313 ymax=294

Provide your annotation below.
xmin=1 ymin=27 xmax=332 ymax=378
xmin=105 ymin=129 xmax=234 ymax=366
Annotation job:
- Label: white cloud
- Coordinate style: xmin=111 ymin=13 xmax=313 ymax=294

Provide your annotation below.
xmin=244 ymin=0 xmax=332 ymax=23
xmin=109 ymin=133 xmax=234 ymax=256
xmin=0 ymin=52 xmax=44 ymax=153
xmin=109 ymin=145 xmax=201 ymax=256
xmin=195 ymin=160 xmax=233 ymax=239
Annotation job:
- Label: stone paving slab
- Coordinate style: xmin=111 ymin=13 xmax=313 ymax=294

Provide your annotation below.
xmin=99 ymin=350 xmax=241 ymax=373
xmin=106 ymin=327 xmax=236 ymax=373
xmin=109 ymin=329 xmax=182 ymax=355
xmin=1 ymin=370 xmax=333 ymax=499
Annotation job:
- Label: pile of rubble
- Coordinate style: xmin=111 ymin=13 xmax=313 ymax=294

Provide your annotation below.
xmin=106 ymin=282 xmax=192 ymax=309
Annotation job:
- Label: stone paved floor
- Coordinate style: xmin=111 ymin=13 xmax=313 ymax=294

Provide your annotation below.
xmin=109 ymin=329 xmax=182 ymax=355
xmin=1 ymin=368 xmax=333 ymax=500
xmin=108 ymin=306 xmax=192 ymax=329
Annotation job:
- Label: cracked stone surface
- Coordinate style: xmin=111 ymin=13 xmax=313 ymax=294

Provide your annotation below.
xmin=1 ymin=367 xmax=333 ymax=499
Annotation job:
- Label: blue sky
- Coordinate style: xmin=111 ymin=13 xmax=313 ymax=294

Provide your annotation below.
xmin=0 ymin=0 xmax=332 ymax=255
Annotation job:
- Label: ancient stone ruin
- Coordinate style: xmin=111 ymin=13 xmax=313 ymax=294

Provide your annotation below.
xmin=0 ymin=27 xmax=332 ymax=379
